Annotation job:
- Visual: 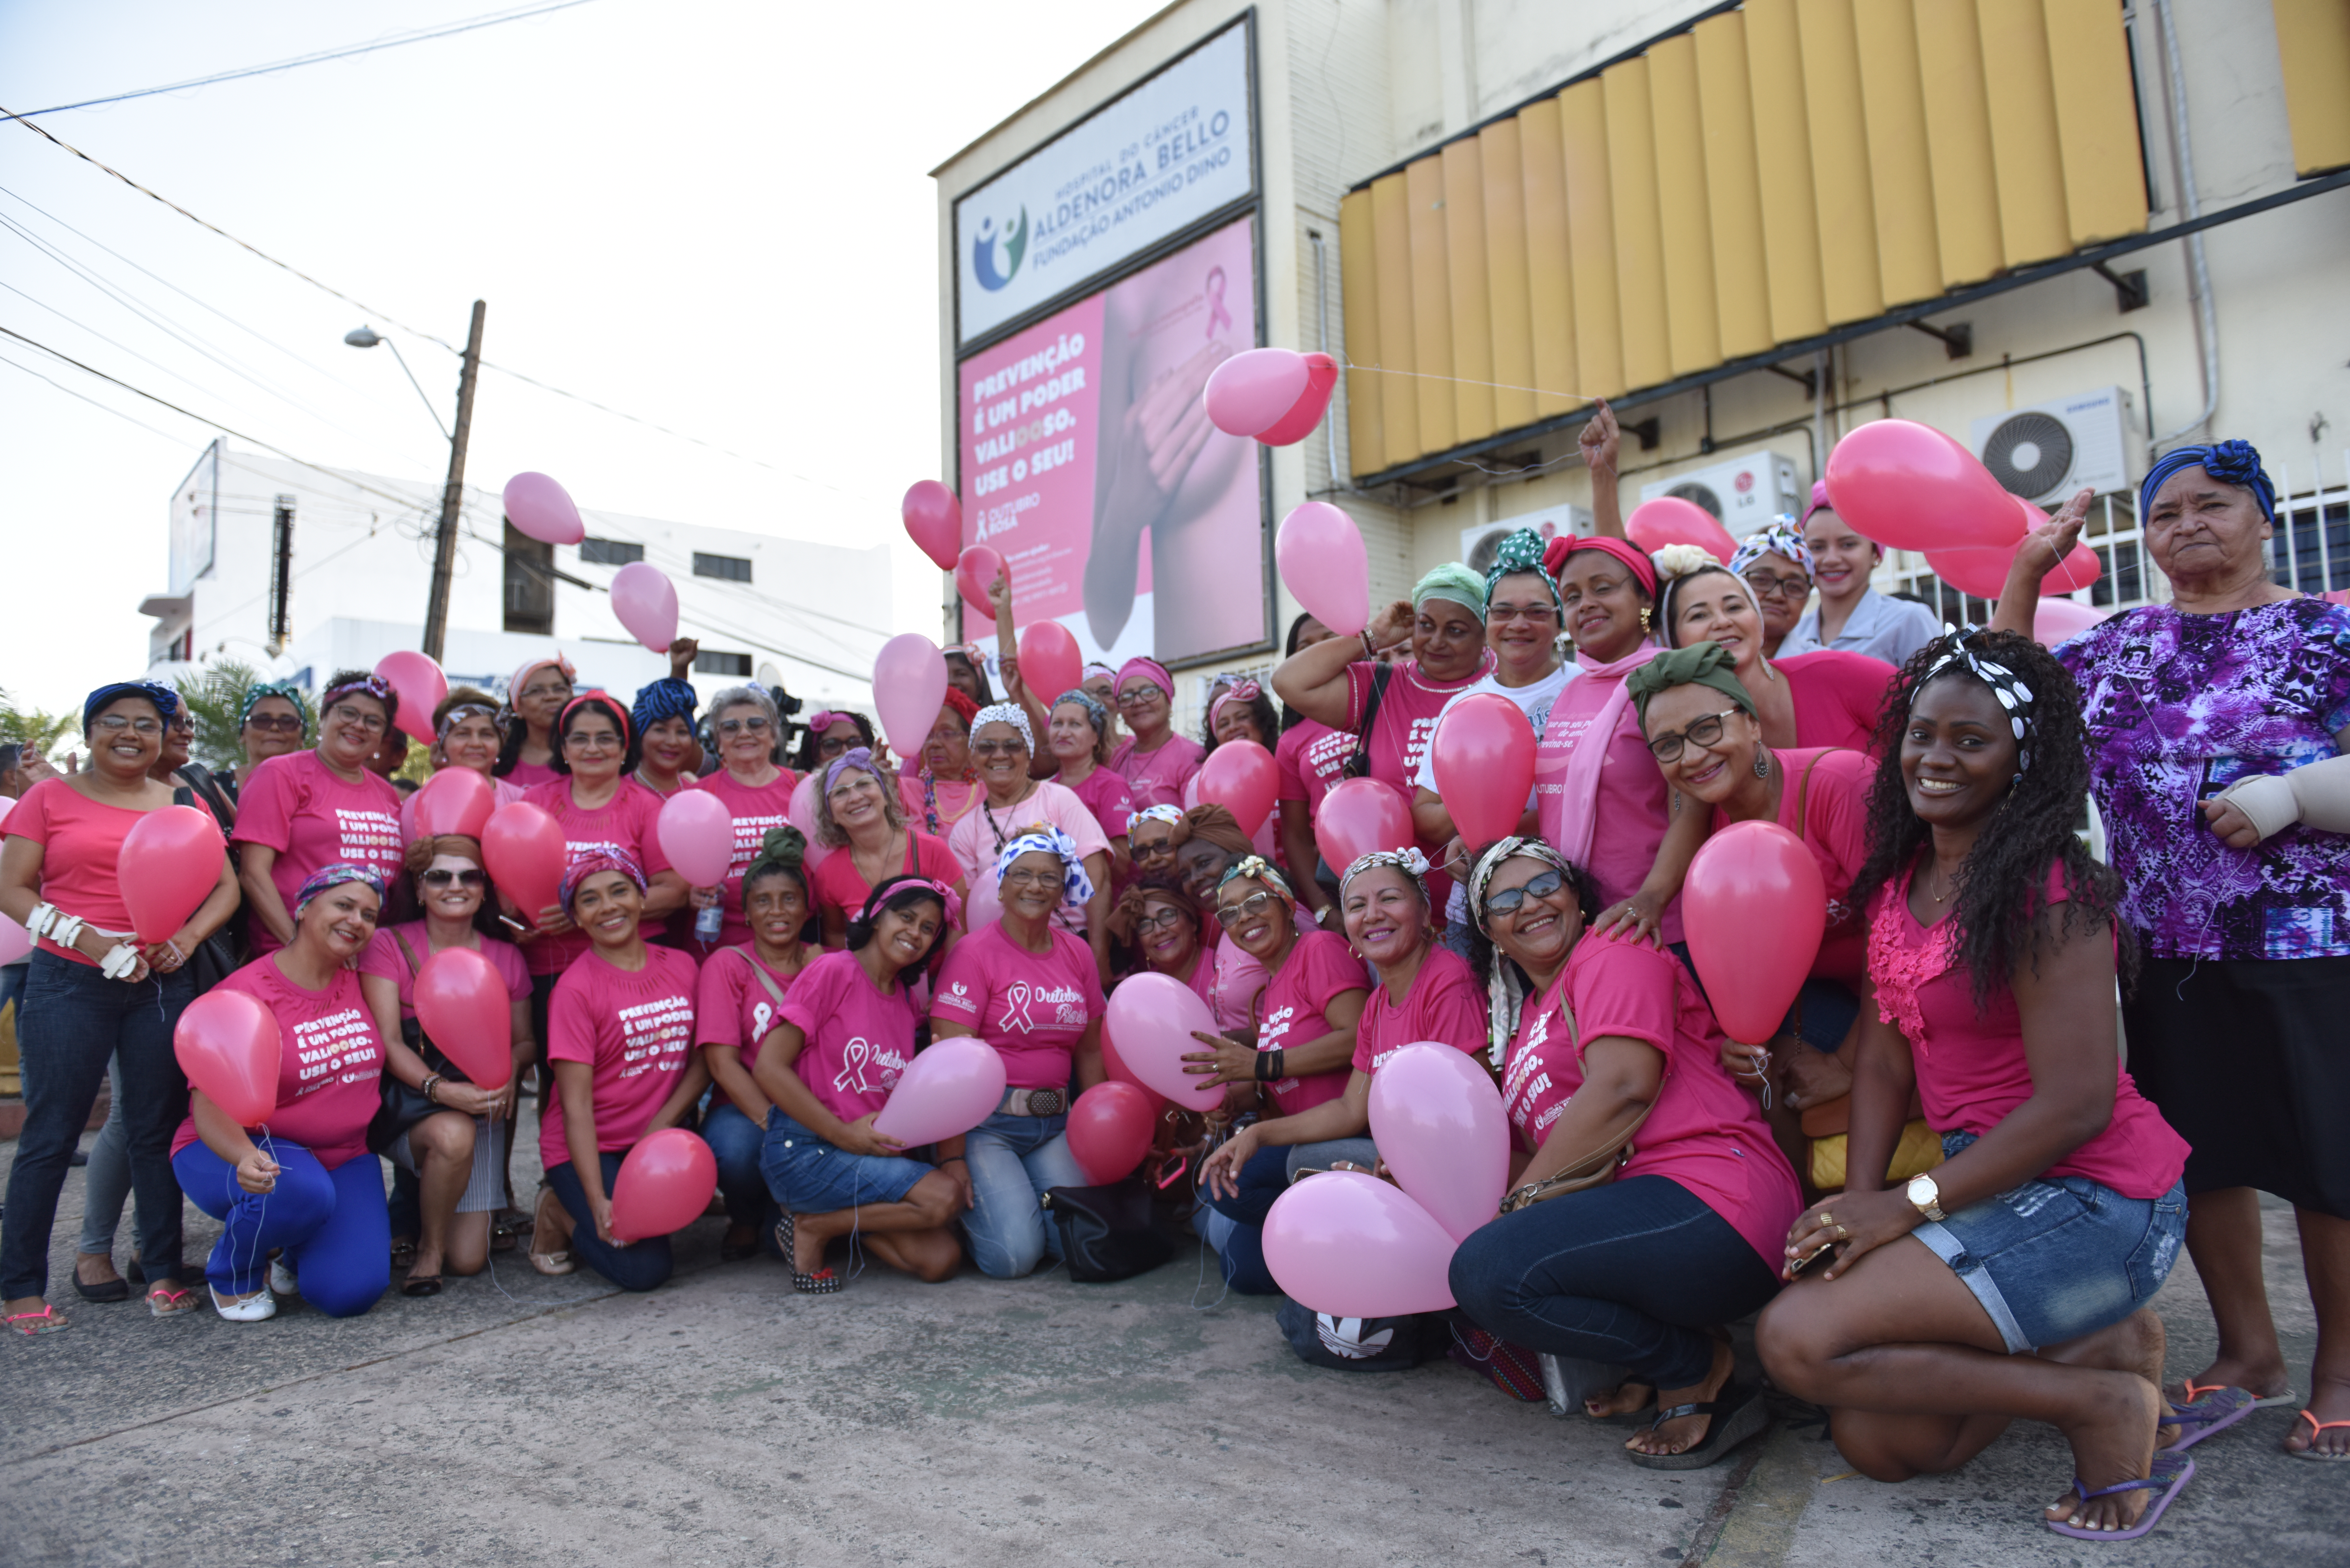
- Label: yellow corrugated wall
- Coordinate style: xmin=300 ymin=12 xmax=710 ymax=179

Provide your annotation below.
xmin=2044 ymin=0 xmax=2148 ymax=245
xmin=1479 ymin=118 xmax=1537 ymax=433
xmin=1649 ymin=35 xmax=1723 ymax=377
xmin=2273 ymin=0 xmax=2350 ymax=177
xmin=1693 ymin=12 xmax=1773 ymax=360
xmin=1851 ymin=0 xmax=1942 ymax=306
xmin=1406 ymin=157 xmax=1457 ymax=453
xmin=1914 ymin=0 xmax=2007 ymax=289
xmin=1559 ymin=79 xmax=1625 ymax=399
xmin=1976 ymin=0 xmax=2074 ymax=268
xmin=1604 ymin=59 xmax=1673 ymax=391
xmin=1338 ymin=189 xmax=1383 ymax=476
xmin=1442 ymin=139 xmax=1497 ymax=443
xmin=1743 ymin=0 xmax=1829 ymax=344
xmin=1369 ymin=173 xmax=1418 ymax=463
xmin=1796 ymin=0 xmax=1885 ymax=326
xmin=1517 ymin=97 xmax=1580 ymax=417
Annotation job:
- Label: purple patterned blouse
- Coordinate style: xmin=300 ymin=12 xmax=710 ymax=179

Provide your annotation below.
xmin=2056 ymin=598 xmax=2350 ymax=961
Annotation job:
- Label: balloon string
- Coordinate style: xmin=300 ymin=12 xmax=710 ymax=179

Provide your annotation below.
xmin=1333 ymin=354 xmax=1601 ymax=407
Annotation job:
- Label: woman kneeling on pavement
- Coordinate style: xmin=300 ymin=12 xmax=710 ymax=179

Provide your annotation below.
xmin=754 ymin=874 xmax=961 ymax=1293
xmin=1755 ymin=629 xmax=2196 ymax=1542
xmin=1448 ymin=840 xmax=1800 ymax=1466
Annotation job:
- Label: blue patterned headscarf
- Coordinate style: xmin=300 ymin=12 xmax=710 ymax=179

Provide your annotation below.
xmin=630 ymin=676 xmax=699 ymax=735
xmin=2139 ymin=440 xmax=2276 ymax=525
xmin=1728 ymin=516 xmax=1815 ymax=581
xmin=994 ymin=825 xmax=1095 ymax=907
xmin=294 ymin=863 xmax=387 ymax=916
xmin=83 ymin=681 xmax=178 ymax=732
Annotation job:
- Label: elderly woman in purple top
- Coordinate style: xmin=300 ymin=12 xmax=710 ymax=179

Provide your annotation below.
xmin=1997 ymin=440 xmax=2350 ymax=1458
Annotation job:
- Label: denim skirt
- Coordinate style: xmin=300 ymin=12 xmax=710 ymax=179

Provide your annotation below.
xmin=759 ymin=1109 xmax=932 ymax=1215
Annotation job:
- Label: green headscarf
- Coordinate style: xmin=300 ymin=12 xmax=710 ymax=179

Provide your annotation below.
xmin=1625 ymin=641 xmax=1755 ymax=728
xmin=239 ymin=680 xmax=310 ymax=734
xmin=1483 ymin=527 xmax=1563 ymax=613
xmin=1413 ymin=562 xmax=1488 ymax=622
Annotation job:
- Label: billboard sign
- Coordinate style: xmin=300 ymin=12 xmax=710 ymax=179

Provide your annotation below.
xmin=168 ymin=438 xmax=221 ymax=597
xmin=953 ymin=18 xmax=1254 ymax=347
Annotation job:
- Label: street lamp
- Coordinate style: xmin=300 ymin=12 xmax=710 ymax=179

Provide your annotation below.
xmin=344 ymin=326 xmax=450 ymax=441
xmin=345 ymin=306 xmax=487 ymax=662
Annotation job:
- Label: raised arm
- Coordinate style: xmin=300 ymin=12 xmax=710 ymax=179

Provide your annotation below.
xmin=1581 ymin=400 xmax=1624 ymax=539
xmin=1273 ymin=601 xmax=1411 ymax=728
xmin=1989 ymin=488 xmax=2095 ymax=639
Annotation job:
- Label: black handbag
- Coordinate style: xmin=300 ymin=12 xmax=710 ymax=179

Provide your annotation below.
xmin=1338 ymin=662 xmax=1394 ymax=780
xmin=171 ymin=780 xmax=244 ymax=992
xmin=1039 ymin=1180 xmax=1175 ymax=1282
xmin=363 ymin=934 xmax=477 ymax=1155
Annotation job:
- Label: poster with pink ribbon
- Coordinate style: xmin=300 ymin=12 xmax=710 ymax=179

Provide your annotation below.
xmin=957 ymin=215 xmax=1267 ymax=671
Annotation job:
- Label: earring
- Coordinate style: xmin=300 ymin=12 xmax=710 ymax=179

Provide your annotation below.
xmin=1754 ymin=744 xmax=1771 ymax=780
xmin=1638 ymin=606 xmax=1652 ymax=634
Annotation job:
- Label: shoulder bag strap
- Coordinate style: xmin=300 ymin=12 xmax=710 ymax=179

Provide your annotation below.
xmin=392 ymin=927 xmax=424 ymax=978
xmin=741 ymin=946 xmax=792 ymax=1010
xmin=1349 ymin=663 xmax=1394 ymax=775
xmin=1500 ymin=978 xmax=1658 ymax=1208
xmin=179 ymin=760 xmax=237 ymax=830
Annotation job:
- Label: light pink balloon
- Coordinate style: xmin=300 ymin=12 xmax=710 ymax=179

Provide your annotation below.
xmin=375 ymin=649 xmax=448 ymax=744
xmin=503 ymin=472 xmax=586 ymax=546
xmin=1366 ymin=1044 xmax=1512 ymax=1242
xmin=873 ymin=633 xmax=949 ymax=758
xmin=2034 ymin=596 xmax=2113 ymax=646
xmin=0 ymin=913 xmax=29 ymax=967
xmin=871 ymin=1037 xmax=1008 ymax=1145
xmin=1203 ymin=348 xmax=1309 ymax=439
xmin=1262 ymin=1171 xmax=1459 ymax=1317
xmin=656 ymin=787 xmax=734 ymax=888
xmin=787 ymin=772 xmax=833 ymax=873
xmin=610 ymin=561 xmax=678 ymax=653
xmin=1103 ymin=971 xmax=1226 ymax=1112
xmin=1277 ymin=501 xmax=1370 ymax=638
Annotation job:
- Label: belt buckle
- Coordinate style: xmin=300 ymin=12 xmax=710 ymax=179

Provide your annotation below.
xmin=1026 ymin=1088 xmax=1065 ymax=1116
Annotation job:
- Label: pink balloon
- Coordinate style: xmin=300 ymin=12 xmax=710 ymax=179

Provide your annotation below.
xmin=1276 ymin=502 xmax=1370 ymax=638
xmin=1196 ymin=739 xmax=1276 ymax=836
xmin=656 ymin=788 xmax=734 ymax=889
xmin=787 ymin=772 xmax=833 ymax=873
xmin=1203 ymin=348 xmax=1309 ymax=438
xmin=871 ymin=1037 xmax=1008 ymax=1145
xmin=610 ymin=561 xmax=679 ymax=654
xmin=1018 ymin=620 xmax=1083 ymax=709
xmin=503 ymin=471 xmax=585 ymax=546
xmin=1103 ymin=972 xmax=1226 ymax=1112
xmin=1626 ymin=497 xmax=1738 ymax=565
xmin=414 ymin=946 xmax=514 ymax=1091
xmin=0 ymin=913 xmax=28 ymax=968
xmin=1100 ymin=1025 xmax=1165 ymax=1112
xmin=1255 ymin=352 xmax=1340 ymax=447
xmin=482 ymin=802 xmax=566 ymax=923
xmin=1262 ymin=1171 xmax=1459 ymax=1316
xmin=1683 ymin=822 xmax=1826 ymax=1044
xmin=174 ymin=990 xmax=282 ymax=1128
xmin=956 ymin=545 xmax=1006 ymax=629
xmin=1824 ymin=419 xmax=2026 ymax=552
xmin=1066 ymin=1081 xmax=1156 ymax=1185
xmin=608 ymin=1127 xmax=717 ymax=1243
xmin=1430 ymin=694 xmax=1536 ymax=848
xmin=1925 ymin=535 xmax=2103 ymax=600
xmin=1315 ymin=778 xmax=1415 ymax=877
xmin=119 ymin=804 xmax=224 ymax=944
xmin=2033 ymin=597 xmax=2113 ymax=646
xmin=412 ymin=766 xmax=494 ymax=839
xmin=1366 ymin=1044 xmax=1512 ymax=1242
xmin=375 ymin=650 xmax=449 ymax=745
xmin=902 ymin=480 xmax=962 ymax=571
xmin=873 ymin=634 xmax=949 ymax=758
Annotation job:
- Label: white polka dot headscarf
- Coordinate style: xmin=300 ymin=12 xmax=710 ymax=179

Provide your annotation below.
xmin=1915 ymin=627 xmax=2035 ymax=779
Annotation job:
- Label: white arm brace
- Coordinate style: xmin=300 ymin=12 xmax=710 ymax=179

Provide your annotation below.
xmin=2218 ymin=751 xmax=2350 ymax=841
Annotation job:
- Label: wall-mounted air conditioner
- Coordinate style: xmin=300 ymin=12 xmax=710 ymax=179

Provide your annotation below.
xmin=1970 ymin=387 xmax=2137 ymax=504
xmin=1637 ymin=450 xmax=1804 ymax=538
xmin=1461 ymin=503 xmax=1591 ymax=579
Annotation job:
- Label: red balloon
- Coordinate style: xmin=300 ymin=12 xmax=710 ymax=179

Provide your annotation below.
xmin=1429 ymin=694 xmax=1536 ymax=848
xmin=1100 ymin=1025 xmax=1166 ymax=1111
xmin=413 ymin=767 xmax=494 ymax=838
xmin=1255 ymin=352 xmax=1341 ymax=447
xmin=119 ymin=804 xmax=225 ymax=944
xmin=1196 ymin=739 xmax=1277 ymax=836
xmin=902 ymin=480 xmax=962 ymax=571
xmin=375 ymin=650 xmax=448 ymax=745
xmin=1315 ymin=778 xmax=1415 ymax=875
xmin=1066 ymin=1081 xmax=1157 ymax=1184
xmin=481 ymin=802 xmax=566 ymax=923
xmin=608 ymin=1127 xmax=717 ymax=1244
xmin=413 ymin=946 xmax=514 ymax=1091
xmin=1625 ymin=497 xmax=1737 ymax=565
xmin=1824 ymin=419 xmax=2025 ymax=552
xmin=1018 ymin=620 xmax=1084 ymax=708
xmin=956 ymin=545 xmax=1006 ymax=630
xmin=174 ymin=990 xmax=281 ymax=1128
xmin=1681 ymin=821 xmax=1826 ymax=1044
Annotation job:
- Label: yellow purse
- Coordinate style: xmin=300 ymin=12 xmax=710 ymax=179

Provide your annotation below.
xmin=1808 ymin=1118 xmax=1944 ymax=1192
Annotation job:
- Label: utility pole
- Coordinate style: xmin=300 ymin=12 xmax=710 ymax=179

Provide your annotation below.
xmin=422 ymin=300 xmax=487 ymax=661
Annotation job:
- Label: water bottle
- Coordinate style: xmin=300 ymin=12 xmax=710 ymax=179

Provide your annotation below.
xmin=695 ymin=901 xmax=723 ymax=943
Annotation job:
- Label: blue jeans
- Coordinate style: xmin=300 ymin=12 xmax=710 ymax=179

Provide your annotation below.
xmin=702 ymin=1100 xmax=778 ymax=1234
xmin=960 ymin=1110 xmax=1086 ymax=1279
xmin=1202 ymin=1136 xmax=1380 ymax=1295
xmin=1 ymin=952 xmax=193 ymax=1300
xmin=546 ymin=1152 xmax=675 ymax=1293
xmin=173 ymin=1139 xmax=390 ymax=1316
xmin=0 ymin=959 xmax=24 ymax=1023
xmin=1448 ymin=1174 xmax=1780 ymax=1389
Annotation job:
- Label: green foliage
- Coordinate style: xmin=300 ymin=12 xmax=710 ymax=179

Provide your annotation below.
xmin=0 ymin=687 xmax=77 ymax=755
xmin=171 ymin=660 xmax=263 ymax=772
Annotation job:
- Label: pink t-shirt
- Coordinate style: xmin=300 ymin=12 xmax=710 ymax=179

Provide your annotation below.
xmin=6 ymin=778 xmax=227 ymax=964
xmin=777 ymin=948 xmax=923 ymax=1125
xmin=1212 ymin=929 xmax=1269 ymax=1033
xmin=231 ymin=751 xmax=405 ymax=956
xmin=1109 ymin=734 xmax=1206 ymax=813
xmin=694 ymin=943 xmax=815 ymax=1072
xmin=1275 ymin=718 xmax=1353 ymax=823
xmin=1501 ymin=934 xmax=1802 ymax=1268
xmin=357 ymin=922 xmax=530 ymax=1020
xmin=1340 ymin=657 xmax=1493 ymax=797
xmin=541 ymin=944 xmax=700 ymax=1167
xmin=519 ymin=777 xmax=676 ymax=976
xmin=172 ymin=957 xmax=384 ymax=1170
xmin=930 ymin=921 xmax=1106 ymax=1090
xmin=1350 ymin=946 xmax=1489 ymax=1075
xmin=686 ymin=768 xmax=803 ymax=951
xmin=1711 ymin=746 xmax=1876 ymax=985
xmin=503 ymin=759 xmax=560 ymax=789
xmin=1777 ymin=651 xmax=1897 ymax=751
xmin=1869 ymin=867 xmax=2188 ymax=1200
xmin=1058 ymin=763 xmax=1135 ymax=843
xmin=950 ymin=781 xmax=1111 ymax=934
xmin=807 ymin=830 xmax=962 ymax=927
xmin=398 ymin=772 xmax=524 ymax=844
xmin=1257 ymin=929 xmax=1370 ymax=1113
xmin=1532 ymin=667 xmax=1683 ymax=946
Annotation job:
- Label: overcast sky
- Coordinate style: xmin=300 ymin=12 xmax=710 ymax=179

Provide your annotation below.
xmin=0 ymin=0 xmax=1166 ymax=716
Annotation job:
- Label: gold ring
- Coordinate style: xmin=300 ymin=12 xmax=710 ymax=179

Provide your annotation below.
xmin=1816 ymin=1212 xmax=1833 ymax=1227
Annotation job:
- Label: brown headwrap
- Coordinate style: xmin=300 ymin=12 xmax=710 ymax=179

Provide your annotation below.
xmin=1171 ymin=803 xmax=1253 ymax=858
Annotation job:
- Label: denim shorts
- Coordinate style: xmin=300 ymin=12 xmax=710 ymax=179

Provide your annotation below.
xmin=759 ymin=1109 xmax=932 ymax=1215
xmin=1912 ymin=1131 xmax=2187 ymax=1354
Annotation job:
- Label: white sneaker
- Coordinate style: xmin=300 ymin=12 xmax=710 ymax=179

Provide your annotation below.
xmin=211 ymin=1285 xmax=277 ymax=1323
xmin=268 ymin=1255 xmax=298 ymax=1297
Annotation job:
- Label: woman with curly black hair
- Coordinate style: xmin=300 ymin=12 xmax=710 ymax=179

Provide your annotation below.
xmin=1756 ymin=628 xmax=2197 ymax=1542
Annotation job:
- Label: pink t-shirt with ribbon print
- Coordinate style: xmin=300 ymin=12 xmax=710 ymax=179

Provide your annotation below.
xmin=777 ymin=948 xmax=923 ymax=1125
xmin=171 ymin=958 xmax=385 ymax=1171
xmin=231 ymin=751 xmax=405 ymax=956
xmin=1256 ymin=928 xmax=1370 ymax=1113
xmin=1349 ymin=946 xmax=1488 ymax=1075
xmin=540 ymin=944 xmax=699 ymax=1167
xmin=929 ymin=921 xmax=1106 ymax=1090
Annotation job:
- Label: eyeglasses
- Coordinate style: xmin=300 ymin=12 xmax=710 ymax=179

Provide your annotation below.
xmin=421 ymin=868 xmax=486 ymax=888
xmin=1133 ymin=837 xmax=1176 ymax=861
xmin=1743 ymin=569 xmax=1811 ymax=601
xmin=1135 ymin=907 xmax=1189 ymax=935
xmin=1215 ymin=889 xmax=1280 ymax=927
xmin=1647 ymin=708 xmax=1745 ymax=763
xmin=93 ymin=715 xmax=162 ymax=736
xmin=330 ymin=704 xmax=388 ymax=734
xmin=1117 ymin=686 xmax=1165 ymax=709
xmin=244 ymin=713 xmax=304 ymax=733
xmin=716 ymin=716 xmax=771 ymax=735
xmin=1485 ymin=601 xmax=1560 ymax=624
xmin=972 ymin=738 xmax=1027 ymax=757
xmin=1484 ymin=867 xmax=1564 ymax=920
xmin=817 ymin=734 xmax=854 ymax=757
xmin=1003 ymin=867 xmax=1063 ymax=890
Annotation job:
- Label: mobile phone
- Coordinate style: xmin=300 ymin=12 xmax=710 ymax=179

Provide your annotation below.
xmin=1789 ymin=1239 xmax=1837 ymax=1279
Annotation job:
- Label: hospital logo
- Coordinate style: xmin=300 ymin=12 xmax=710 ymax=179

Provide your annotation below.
xmin=973 ymin=207 xmax=1029 ymax=291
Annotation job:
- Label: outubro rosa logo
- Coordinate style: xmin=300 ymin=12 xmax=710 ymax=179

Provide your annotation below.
xmin=973 ymin=206 xmax=1029 ymax=291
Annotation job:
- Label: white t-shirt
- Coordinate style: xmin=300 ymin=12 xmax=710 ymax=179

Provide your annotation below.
xmin=949 ymin=779 xmax=1112 ymax=934
xmin=1411 ymin=663 xmax=1579 ymax=794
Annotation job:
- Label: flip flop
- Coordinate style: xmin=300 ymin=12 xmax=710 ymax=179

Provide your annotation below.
xmin=2288 ymin=1410 xmax=2350 ymax=1461
xmin=2162 ymin=1385 xmax=2259 ymax=1451
xmin=2046 ymin=1449 xmax=2193 ymax=1540
xmin=2174 ymin=1376 xmax=2297 ymax=1410
xmin=1625 ymin=1380 xmax=1770 ymax=1470
xmin=5 ymin=1304 xmax=68 ymax=1336
xmin=401 ymin=1274 xmax=444 ymax=1298
xmin=147 ymin=1284 xmax=201 ymax=1318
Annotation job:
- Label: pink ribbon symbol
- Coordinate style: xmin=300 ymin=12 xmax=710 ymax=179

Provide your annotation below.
xmin=1204 ymin=266 xmax=1231 ymax=338
xmin=834 ymin=1037 xmax=873 ymax=1095
xmin=1001 ymin=982 xmax=1035 ymax=1033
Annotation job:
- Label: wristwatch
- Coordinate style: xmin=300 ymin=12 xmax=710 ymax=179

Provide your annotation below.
xmin=1905 ymin=1172 xmax=1946 ymax=1222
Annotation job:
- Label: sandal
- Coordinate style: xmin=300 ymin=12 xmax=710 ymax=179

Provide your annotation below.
xmin=2174 ymin=1376 xmax=2296 ymax=1409
xmin=490 ymin=1216 xmax=520 ymax=1254
xmin=147 ymin=1284 xmax=200 ymax=1318
xmin=2289 ymin=1409 xmax=2350 ymax=1461
xmin=72 ymin=1268 xmax=130 ymax=1304
xmin=774 ymin=1214 xmax=841 ymax=1294
xmin=401 ymin=1274 xmax=445 ymax=1298
xmin=1625 ymin=1380 xmax=1770 ymax=1470
xmin=719 ymin=1225 xmax=761 ymax=1263
xmin=390 ymin=1236 xmax=418 ymax=1270
xmin=6 ymin=1304 xmax=68 ymax=1336
xmin=2046 ymin=1450 xmax=2195 ymax=1539
xmin=529 ymin=1187 xmax=576 ymax=1275
xmin=2162 ymin=1385 xmax=2259 ymax=1451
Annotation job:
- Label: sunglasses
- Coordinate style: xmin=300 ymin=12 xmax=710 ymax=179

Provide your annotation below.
xmin=1484 ymin=867 xmax=1565 ymax=919
xmin=245 ymin=713 xmax=304 ymax=733
xmin=716 ymin=716 xmax=771 ymax=735
xmin=421 ymin=868 xmax=486 ymax=889
xmin=817 ymin=734 xmax=855 ymax=757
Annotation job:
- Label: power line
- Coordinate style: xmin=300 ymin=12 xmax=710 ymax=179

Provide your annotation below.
xmin=0 ymin=350 xmax=193 ymax=447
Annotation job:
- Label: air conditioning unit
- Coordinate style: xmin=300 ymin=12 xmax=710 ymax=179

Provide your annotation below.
xmin=1970 ymin=387 xmax=2136 ymax=504
xmin=1637 ymin=449 xmax=1804 ymax=538
xmin=1461 ymin=503 xmax=1591 ymax=578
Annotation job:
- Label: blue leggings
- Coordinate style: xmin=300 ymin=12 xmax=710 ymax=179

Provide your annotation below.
xmin=546 ymin=1153 xmax=675 ymax=1293
xmin=701 ymin=1100 xmax=778 ymax=1236
xmin=172 ymin=1140 xmax=389 ymax=1317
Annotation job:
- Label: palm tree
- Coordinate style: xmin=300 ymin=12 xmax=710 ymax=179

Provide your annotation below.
xmin=172 ymin=660 xmax=264 ymax=773
xmin=0 ymin=687 xmax=77 ymax=757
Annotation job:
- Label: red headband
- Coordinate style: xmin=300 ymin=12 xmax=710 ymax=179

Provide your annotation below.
xmin=1544 ymin=535 xmax=1657 ymax=598
xmin=938 ymin=687 xmax=980 ymax=729
xmin=559 ymin=691 xmax=632 ymax=748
